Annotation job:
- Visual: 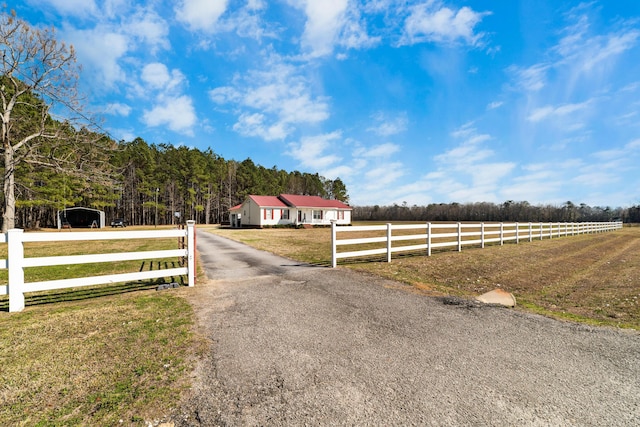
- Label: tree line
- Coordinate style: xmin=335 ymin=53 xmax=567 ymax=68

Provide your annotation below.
xmin=12 ymin=137 xmax=349 ymax=228
xmin=353 ymin=200 xmax=640 ymax=223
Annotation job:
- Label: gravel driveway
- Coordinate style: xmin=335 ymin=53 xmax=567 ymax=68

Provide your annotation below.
xmin=173 ymin=231 xmax=640 ymax=426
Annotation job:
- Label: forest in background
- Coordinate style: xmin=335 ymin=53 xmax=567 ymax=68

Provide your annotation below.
xmin=11 ymin=136 xmax=348 ymax=229
xmin=352 ymin=201 xmax=640 ymax=223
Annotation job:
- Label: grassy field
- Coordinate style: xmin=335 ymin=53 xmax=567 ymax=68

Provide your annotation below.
xmin=0 ymin=227 xmax=206 ymax=426
xmin=205 ymin=223 xmax=640 ymax=329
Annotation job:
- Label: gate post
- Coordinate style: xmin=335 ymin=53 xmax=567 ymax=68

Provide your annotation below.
xmin=8 ymin=229 xmax=25 ymax=312
xmin=386 ymin=223 xmax=392 ymax=263
xmin=331 ymin=221 xmax=337 ymax=268
xmin=186 ymin=221 xmax=196 ymax=287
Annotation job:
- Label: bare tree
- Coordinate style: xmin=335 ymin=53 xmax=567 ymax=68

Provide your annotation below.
xmin=0 ymin=10 xmax=110 ymax=231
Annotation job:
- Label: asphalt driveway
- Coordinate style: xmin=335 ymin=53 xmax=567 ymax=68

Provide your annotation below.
xmin=173 ymin=231 xmax=640 ymax=426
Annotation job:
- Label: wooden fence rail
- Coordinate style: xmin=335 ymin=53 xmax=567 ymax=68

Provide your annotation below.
xmin=0 ymin=221 xmax=196 ymax=312
xmin=331 ymin=221 xmax=623 ymax=268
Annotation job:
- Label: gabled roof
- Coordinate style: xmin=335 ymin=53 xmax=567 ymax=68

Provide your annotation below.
xmin=229 ymin=203 xmax=243 ymax=211
xmin=236 ymin=194 xmax=352 ymax=210
xmin=279 ymin=194 xmax=351 ymax=209
xmin=248 ymin=195 xmax=288 ymax=208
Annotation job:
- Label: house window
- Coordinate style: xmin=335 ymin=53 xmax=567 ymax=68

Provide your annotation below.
xmin=282 ymin=209 xmax=290 ymax=220
xmin=313 ymin=210 xmax=323 ymax=220
xmin=337 ymin=211 xmax=344 ymax=220
xmin=264 ymin=208 xmax=273 ymax=220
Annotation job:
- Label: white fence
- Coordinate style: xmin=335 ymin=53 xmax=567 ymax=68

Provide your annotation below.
xmin=0 ymin=221 xmax=196 ymax=312
xmin=331 ymin=221 xmax=623 ymax=268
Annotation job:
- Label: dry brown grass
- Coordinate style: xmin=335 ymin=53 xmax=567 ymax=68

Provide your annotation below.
xmin=205 ymin=224 xmax=640 ymax=329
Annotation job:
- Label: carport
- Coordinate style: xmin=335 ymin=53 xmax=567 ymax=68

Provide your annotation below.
xmin=57 ymin=207 xmax=105 ymax=229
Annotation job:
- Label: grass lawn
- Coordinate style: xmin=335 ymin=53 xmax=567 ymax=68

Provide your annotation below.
xmin=204 ymin=223 xmax=640 ymax=329
xmin=0 ymin=226 xmax=206 ymax=426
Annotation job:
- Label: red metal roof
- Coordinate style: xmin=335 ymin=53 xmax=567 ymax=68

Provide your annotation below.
xmin=229 ymin=204 xmax=243 ymax=211
xmin=278 ymin=194 xmax=351 ymax=209
xmin=238 ymin=194 xmax=351 ymax=209
xmin=248 ymin=195 xmax=288 ymax=207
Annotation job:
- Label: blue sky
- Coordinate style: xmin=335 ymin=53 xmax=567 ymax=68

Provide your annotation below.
xmin=13 ymin=0 xmax=640 ymax=207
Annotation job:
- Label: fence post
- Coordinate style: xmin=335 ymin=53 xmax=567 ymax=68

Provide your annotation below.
xmin=515 ymin=222 xmax=520 ymax=244
xmin=540 ymin=222 xmax=543 ymax=240
xmin=528 ymin=222 xmax=532 ymax=242
xmin=457 ymin=222 xmax=462 ymax=252
xmin=186 ymin=220 xmax=196 ymax=287
xmin=331 ymin=221 xmax=337 ymax=268
xmin=427 ymin=222 xmax=432 ymax=256
xmin=481 ymin=223 xmax=485 ymax=248
xmin=386 ymin=223 xmax=392 ymax=263
xmin=8 ymin=229 xmax=25 ymax=312
xmin=500 ymin=222 xmax=504 ymax=246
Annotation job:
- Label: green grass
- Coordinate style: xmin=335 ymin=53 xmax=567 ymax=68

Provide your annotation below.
xmin=0 ymin=291 xmax=204 ymax=426
xmin=0 ymin=227 xmax=205 ymax=425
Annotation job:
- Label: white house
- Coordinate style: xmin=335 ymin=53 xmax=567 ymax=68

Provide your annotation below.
xmin=229 ymin=194 xmax=352 ymax=228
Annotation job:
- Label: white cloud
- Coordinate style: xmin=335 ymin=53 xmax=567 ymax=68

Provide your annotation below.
xmin=141 ymin=63 xmax=185 ymax=92
xmin=142 ymin=95 xmax=196 ymax=135
xmin=176 ymin=0 xmax=229 ymax=32
xmin=555 ymin=9 xmax=640 ymax=74
xmin=35 ymin=0 xmax=98 ymax=17
xmin=289 ymin=0 xmax=378 ymax=57
xmin=572 ymin=171 xmax=619 ymax=186
xmin=436 ymin=126 xmax=493 ymax=166
xmin=487 ymin=101 xmax=503 ymax=110
xmin=363 ymin=162 xmax=405 ymax=188
xmin=209 ymin=60 xmax=330 ymax=140
xmin=104 ymin=102 xmax=131 ymax=116
xmin=527 ymin=100 xmax=591 ymax=122
xmin=209 ymin=86 xmax=241 ymax=104
xmin=360 ymin=143 xmax=400 ymax=158
xmin=233 ymin=113 xmax=290 ymax=141
xmin=66 ymin=26 xmax=129 ymax=87
xmin=402 ymin=1 xmax=490 ymax=46
xmin=508 ymin=63 xmax=550 ymax=92
xmin=367 ymin=112 xmax=408 ymax=136
xmin=288 ymin=132 xmax=342 ymax=169
xmin=299 ymin=0 xmax=348 ymax=56
xmin=511 ymin=9 xmax=640 ymax=99
xmin=322 ymin=165 xmax=354 ymax=180
xmin=124 ymin=10 xmax=170 ymax=53
xmin=626 ymin=139 xmax=640 ymax=150
xmin=247 ymin=0 xmax=266 ymax=11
